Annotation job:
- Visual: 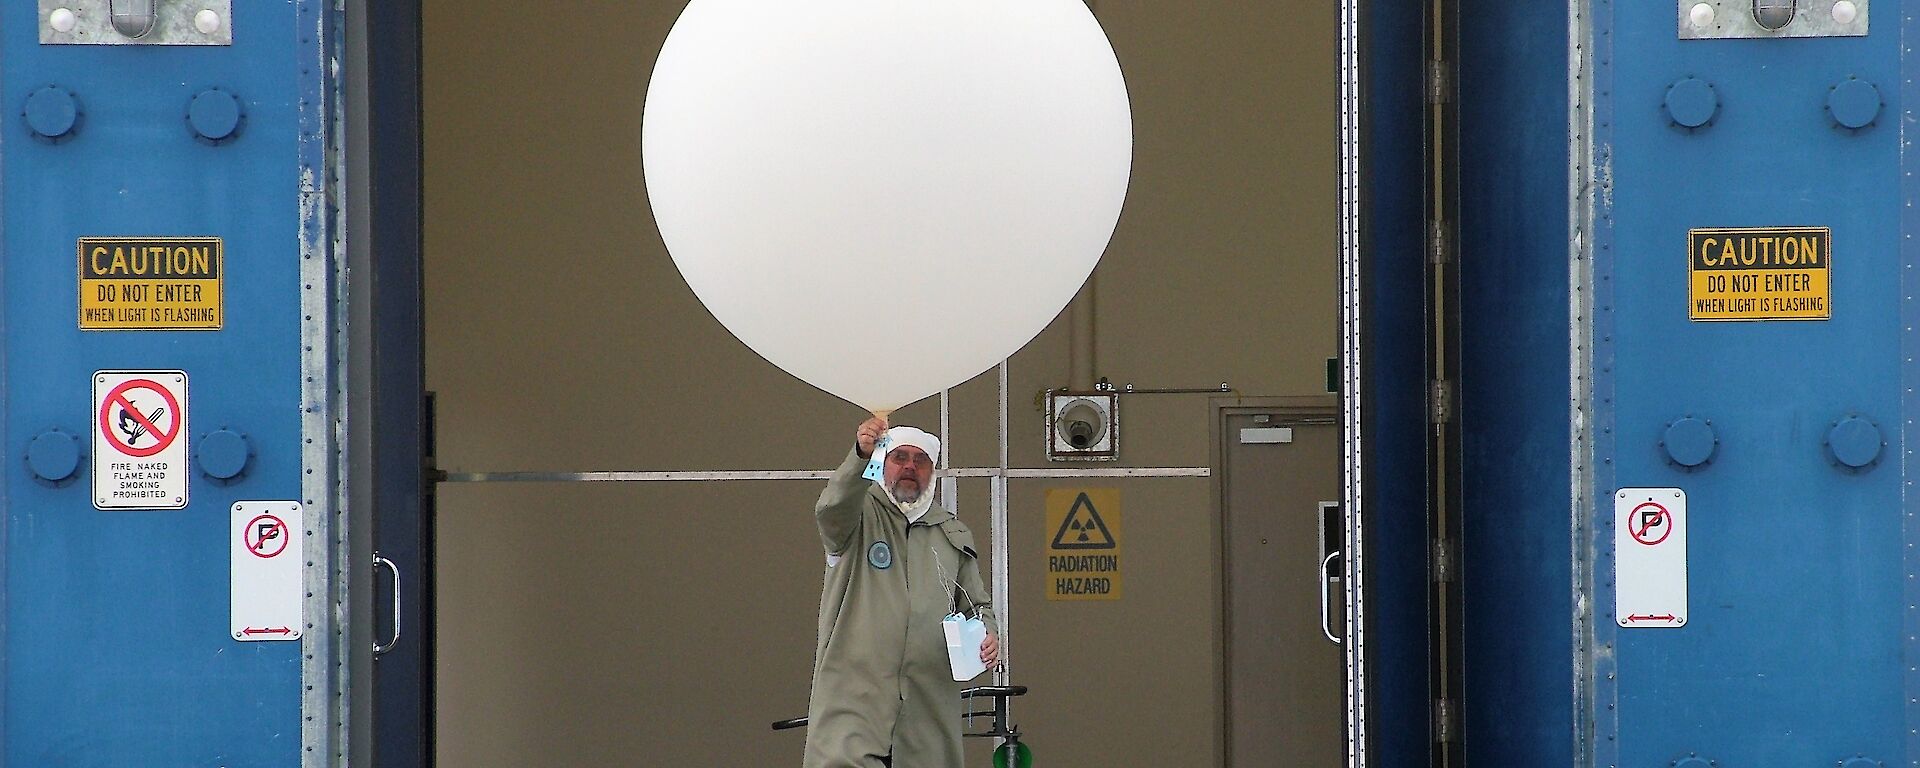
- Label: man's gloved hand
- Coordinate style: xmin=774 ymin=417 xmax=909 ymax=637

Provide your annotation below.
xmin=980 ymin=631 xmax=1000 ymax=667
xmin=856 ymin=415 xmax=889 ymax=458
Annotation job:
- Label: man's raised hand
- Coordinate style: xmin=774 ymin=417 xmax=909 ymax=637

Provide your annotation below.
xmin=856 ymin=415 xmax=889 ymax=458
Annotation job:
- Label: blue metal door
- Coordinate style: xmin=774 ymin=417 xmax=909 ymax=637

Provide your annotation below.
xmin=359 ymin=0 xmax=433 ymax=764
xmin=1587 ymin=2 xmax=1908 ymax=765
xmin=1 ymin=1 xmax=340 ymax=764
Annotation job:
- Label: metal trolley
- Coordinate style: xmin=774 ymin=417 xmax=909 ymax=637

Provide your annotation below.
xmin=774 ymin=685 xmax=1033 ymax=767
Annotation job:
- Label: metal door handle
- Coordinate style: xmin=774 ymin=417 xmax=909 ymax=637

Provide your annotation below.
xmin=1319 ymin=551 xmax=1343 ymax=645
xmin=373 ymin=554 xmax=401 ymax=656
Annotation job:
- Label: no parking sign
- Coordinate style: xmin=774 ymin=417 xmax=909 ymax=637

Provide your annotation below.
xmin=231 ymin=501 xmax=303 ymax=642
xmin=92 ymin=370 xmax=188 ymax=510
xmin=1615 ymin=488 xmax=1688 ymax=628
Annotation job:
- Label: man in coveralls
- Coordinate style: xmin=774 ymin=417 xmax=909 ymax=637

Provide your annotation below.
xmin=803 ymin=416 xmax=1000 ymax=768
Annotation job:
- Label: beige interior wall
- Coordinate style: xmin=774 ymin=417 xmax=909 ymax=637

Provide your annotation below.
xmin=423 ymin=1 xmax=1335 ymax=765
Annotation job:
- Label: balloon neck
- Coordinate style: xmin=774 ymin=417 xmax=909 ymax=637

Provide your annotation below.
xmin=871 ymin=409 xmax=894 ymax=422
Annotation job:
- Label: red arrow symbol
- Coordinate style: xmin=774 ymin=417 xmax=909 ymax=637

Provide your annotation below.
xmin=1625 ymin=614 xmax=1677 ymax=622
xmin=242 ymin=626 xmax=293 ymax=636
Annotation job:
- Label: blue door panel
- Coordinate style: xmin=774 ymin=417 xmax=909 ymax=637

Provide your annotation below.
xmin=1600 ymin=5 xmax=1904 ymax=765
xmin=3 ymin=3 xmax=313 ymax=765
xmin=1457 ymin=2 xmax=1575 ymax=764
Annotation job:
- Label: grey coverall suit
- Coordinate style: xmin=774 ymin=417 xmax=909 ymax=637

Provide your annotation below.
xmin=802 ymin=449 xmax=997 ymax=768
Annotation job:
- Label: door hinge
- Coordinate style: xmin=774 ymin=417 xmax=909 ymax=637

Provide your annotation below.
xmin=1435 ymin=698 xmax=1460 ymax=743
xmin=1426 ymin=60 xmax=1453 ymax=104
xmin=1431 ymin=538 xmax=1457 ymax=583
xmin=1428 ymin=379 xmax=1453 ymax=425
xmin=1427 ymin=219 xmax=1454 ymax=264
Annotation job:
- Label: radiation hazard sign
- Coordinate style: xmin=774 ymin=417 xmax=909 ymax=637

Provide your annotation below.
xmin=93 ymin=370 xmax=188 ymax=510
xmin=1045 ymin=488 xmax=1122 ymax=600
xmin=1688 ymin=227 xmax=1830 ymax=321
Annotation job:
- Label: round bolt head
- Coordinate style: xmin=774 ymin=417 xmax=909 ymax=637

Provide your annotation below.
xmin=196 ymin=428 xmax=251 ymax=480
xmin=1832 ymin=0 xmax=1859 ymax=23
xmin=1828 ymin=79 xmax=1882 ymax=130
xmin=1663 ymin=78 xmax=1718 ymax=129
xmin=194 ymin=9 xmax=221 ymax=34
xmin=48 ymin=8 xmax=77 ymax=33
xmin=1828 ymin=416 xmax=1883 ymax=468
xmin=187 ymin=89 xmax=243 ymax=142
xmin=25 ymin=430 xmax=81 ymax=483
xmin=1663 ymin=416 xmax=1717 ymax=467
xmin=23 ymin=86 xmax=80 ymax=140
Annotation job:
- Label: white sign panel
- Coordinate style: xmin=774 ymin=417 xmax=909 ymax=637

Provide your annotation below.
xmin=92 ymin=370 xmax=188 ymax=510
xmin=231 ymin=501 xmax=304 ymax=642
xmin=1615 ymin=488 xmax=1688 ymax=628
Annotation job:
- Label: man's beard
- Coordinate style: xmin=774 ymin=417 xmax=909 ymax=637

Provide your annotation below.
xmin=889 ymin=479 xmax=923 ymax=504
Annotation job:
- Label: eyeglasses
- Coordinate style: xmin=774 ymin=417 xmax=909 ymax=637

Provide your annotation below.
xmin=888 ymin=451 xmax=934 ymax=470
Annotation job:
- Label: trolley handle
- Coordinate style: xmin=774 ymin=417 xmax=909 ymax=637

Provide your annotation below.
xmin=770 ymin=686 xmax=1030 ymax=731
xmin=962 ymin=685 xmax=1028 ymax=699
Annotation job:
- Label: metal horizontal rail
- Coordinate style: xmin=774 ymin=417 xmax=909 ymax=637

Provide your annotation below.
xmin=440 ymin=467 xmax=1210 ymax=483
xmin=1001 ymin=467 xmax=1209 ymax=478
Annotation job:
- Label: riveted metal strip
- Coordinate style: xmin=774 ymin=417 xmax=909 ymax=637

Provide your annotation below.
xmin=1338 ymin=0 xmax=1369 ymax=763
xmin=1901 ymin=2 xmax=1920 ymax=763
xmin=298 ymin=0 xmax=348 ymax=762
xmin=1580 ymin=0 xmax=1621 ymax=764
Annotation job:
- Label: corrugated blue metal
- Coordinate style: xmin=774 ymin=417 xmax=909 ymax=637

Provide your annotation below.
xmin=1458 ymin=2 xmax=1576 ymax=764
xmin=1 ymin=4 xmax=312 ymax=765
xmin=1453 ymin=1 xmax=1914 ymax=763
xmin=1363 ymin=0 xmax=1435 ymax=764
xmin=1587 ymin=2 xmax=1904 ymax=765
xmin=1904 ymin=4 xmax=1920 ymax=763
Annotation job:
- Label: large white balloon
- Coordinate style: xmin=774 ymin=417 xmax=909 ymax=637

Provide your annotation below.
xmin=643 ymin=0 xmax=1132 ymax=414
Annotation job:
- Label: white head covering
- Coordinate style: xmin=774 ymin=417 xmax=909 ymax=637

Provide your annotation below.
xmin=881 ymin=426 xmax=941 ymax=466
xmin=876 ymin=425 xmax=941 ymax=521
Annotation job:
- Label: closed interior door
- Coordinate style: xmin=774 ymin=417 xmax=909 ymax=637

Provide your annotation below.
xmin=1221 ymin=409 xmax=1343 ymax=766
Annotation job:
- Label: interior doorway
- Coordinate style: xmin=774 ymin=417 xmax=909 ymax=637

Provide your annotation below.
xmin=357 ymin=0 xmax=1350 ymax=765
xmin=1217 ymin=401 xmax=1344 ymax=765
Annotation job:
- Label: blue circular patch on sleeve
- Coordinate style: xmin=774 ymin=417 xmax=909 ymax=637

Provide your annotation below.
xmin=868 ymin=541 xmax=893 ymax=570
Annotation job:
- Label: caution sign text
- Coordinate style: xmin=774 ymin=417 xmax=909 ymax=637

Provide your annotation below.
xmin=1688 ymin=227 xmax=1830 ymax=321
xmin=1045 ymin=489 xmax=1122 ymax=601
xmin=79 ymin=237 xmax=223 ymax=330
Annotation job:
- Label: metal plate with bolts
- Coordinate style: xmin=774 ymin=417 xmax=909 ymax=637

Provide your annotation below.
xmin=1677 ymin=0 xmax=1867 ymax=39
xmin=40 ymin=0 xmax=233 ymax=46
xmin=1045 ymin=391 xmax=1119 ymax=461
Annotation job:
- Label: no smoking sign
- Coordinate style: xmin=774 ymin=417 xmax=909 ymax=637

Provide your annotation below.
xmin=92 ymin=370 xmax=188 ymax=510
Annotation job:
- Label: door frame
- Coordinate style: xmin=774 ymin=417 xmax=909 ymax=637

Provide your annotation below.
xmin=1209 ymin=396 xmax=1343 ymax=766
xmin=345 ymin=0 xmax=432 ymax=763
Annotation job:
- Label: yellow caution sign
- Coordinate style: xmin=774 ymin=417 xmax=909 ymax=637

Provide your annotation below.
xmin=79 ymin=237 xmax=223 ymax=331
xmin=1688 ymin=227 xmax=1830 ymax=322
xmin=1045 ymin=488 xmax=1121 ymax=601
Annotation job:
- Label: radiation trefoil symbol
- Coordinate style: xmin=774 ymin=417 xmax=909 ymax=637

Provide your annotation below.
xmin=1050 ymin=493 xmax=1116 ymax=550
